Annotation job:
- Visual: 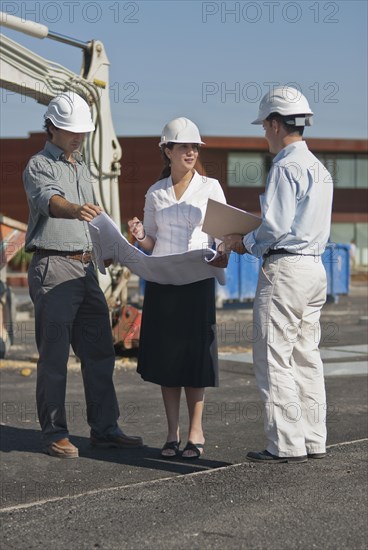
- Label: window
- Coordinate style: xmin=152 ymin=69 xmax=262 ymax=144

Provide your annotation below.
xmin=226 ymin=152 xmax=367 ymax=189
xmin=316 ymin=154 xmax=368 ymax=188
xmin=330 ymin=222 xmax=368 ymax=266
xmin=357 ymin=157 xmax=368 ymax=188
xmin=227 ymin=153 xmax=269 ymax=187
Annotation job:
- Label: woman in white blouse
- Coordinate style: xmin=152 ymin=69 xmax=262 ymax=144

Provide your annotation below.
xmin=128 ymin=117 xmax=227 ymax=459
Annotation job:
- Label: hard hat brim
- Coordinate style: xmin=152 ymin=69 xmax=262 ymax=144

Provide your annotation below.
xmin=50 ymin=120 xmax=95 ymax=133
xmin=251 ymin=117 xmax=263 ymax=125
xmin=159 ymin=139 xmax=205 ymax=147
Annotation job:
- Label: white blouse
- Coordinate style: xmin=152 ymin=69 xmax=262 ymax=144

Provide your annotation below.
xmin=143 ymin=171 xmax=226 ymax=256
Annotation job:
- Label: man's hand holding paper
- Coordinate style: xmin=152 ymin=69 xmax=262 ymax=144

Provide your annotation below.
xmin=222 ymin=234 xmax=247 ymax=255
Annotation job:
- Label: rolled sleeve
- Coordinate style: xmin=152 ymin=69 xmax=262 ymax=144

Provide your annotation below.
xmin=24 ymin=158 xmax=65 ymax=217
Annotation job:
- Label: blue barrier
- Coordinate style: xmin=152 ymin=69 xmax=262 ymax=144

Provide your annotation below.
xmin=218 ymin=252 xmax=262 ymax=302
xmin=217 ymin=243 xmax=350 ymax=305
xmin=322 ymin=243 xmax=350 ymax=302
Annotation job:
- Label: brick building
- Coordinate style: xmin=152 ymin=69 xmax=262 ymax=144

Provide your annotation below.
xmin=1 ymin=134 xmax=367 ymax=264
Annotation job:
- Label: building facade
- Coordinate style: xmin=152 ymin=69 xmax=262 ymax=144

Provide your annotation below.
xmin=1 ymin=134 xmax=367 ymax=264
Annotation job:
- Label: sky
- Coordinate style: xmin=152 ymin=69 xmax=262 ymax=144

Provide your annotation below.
xmin=0 ymin=0 xmax=367 ymax=139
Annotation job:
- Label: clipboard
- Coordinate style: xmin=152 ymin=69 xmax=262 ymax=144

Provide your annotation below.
xmin=202 ymin=198 xmax=261 ymax=240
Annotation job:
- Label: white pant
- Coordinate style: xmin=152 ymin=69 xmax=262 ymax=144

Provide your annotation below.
xmin=253 ymin=254 xmax=327 ymax=457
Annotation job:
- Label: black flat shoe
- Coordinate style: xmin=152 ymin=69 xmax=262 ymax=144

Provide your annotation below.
xmin=307 ymin=452 xmax=326 ymax=459
xmin=246 ymin=450 xmax=307 ymax=464
xmin=182 ymin=441 xmax=204 ymax=459
xmin=160 ymin=440 xmax=181 ymax=459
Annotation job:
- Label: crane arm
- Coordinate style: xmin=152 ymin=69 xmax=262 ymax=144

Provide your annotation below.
xmin=0 ymin=33 xmax=90 ymax=103
xmin=0 ymin=11 xmax=122 ymax=228
xmin=0 ymin=11 xmax=136 ymax=353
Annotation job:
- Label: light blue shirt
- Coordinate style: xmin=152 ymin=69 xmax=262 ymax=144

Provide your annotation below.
xmin=243 ymin=141 xmax=333 ymax=257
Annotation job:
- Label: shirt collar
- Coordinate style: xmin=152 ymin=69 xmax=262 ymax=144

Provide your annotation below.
xmin=272 ymin=140 xmax=308 ymax=164
xmin=166 ymin=169 xmax=199 ymax=188
xmin=44 ymin=140 xmax=83 ymax=163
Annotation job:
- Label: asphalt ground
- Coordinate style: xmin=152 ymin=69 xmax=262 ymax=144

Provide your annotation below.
xmin=0 ymin=279 xmax=367 ymax=549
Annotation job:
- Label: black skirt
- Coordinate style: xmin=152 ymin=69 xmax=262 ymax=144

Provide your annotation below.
xmin=137 ymin=278 xmax=218 ymax=387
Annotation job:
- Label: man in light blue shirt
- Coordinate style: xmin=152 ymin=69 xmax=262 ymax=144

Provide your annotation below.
xmin=224 ymin=87 xmax=333 ymax=463
xmin=243 ymin=139 xmax=333 ymax=258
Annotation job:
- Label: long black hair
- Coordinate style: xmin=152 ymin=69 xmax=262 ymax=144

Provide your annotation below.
xmin=158 ymin=142 xmax=174 ymax=180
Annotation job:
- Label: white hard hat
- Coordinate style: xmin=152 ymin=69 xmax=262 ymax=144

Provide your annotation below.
xmin=44 ymin=91 xmax=95 ymax=133
xmin=252 ymin=86 xmax=313 ymax=126
xmin=159 ymin=117 xmax=205 ymax=147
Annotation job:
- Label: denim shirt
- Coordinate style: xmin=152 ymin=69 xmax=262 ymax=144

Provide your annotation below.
xmin=23 ymin=141 xmax=97 ymax=252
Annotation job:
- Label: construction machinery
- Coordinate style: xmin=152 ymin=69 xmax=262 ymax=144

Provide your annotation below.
xmin=0 ymin=11 xmax=140 ymax=357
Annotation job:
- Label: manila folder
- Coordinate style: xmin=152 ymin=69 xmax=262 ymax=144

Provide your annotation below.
xmin=203 ymin=198 xmax=261 ymax=240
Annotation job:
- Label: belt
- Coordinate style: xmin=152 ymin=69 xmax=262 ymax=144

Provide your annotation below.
xmin=33 ymin=249 xmax=93 ymax=264
xmin=263 ymin=248 xmax=299 ymax=258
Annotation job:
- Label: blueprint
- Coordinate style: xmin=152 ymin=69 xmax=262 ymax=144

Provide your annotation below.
xmin=88 ymin=212 xmax=226 ymax=286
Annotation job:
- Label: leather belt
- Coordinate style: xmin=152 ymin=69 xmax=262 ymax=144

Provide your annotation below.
xmin=34 ymin=249 xmax=93 ymax=264
xmin=263 ymin=248 xmax=298 ymax=258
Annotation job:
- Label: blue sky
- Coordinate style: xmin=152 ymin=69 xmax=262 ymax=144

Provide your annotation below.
xmin=0 ymin=0 xmax=367 ymax=139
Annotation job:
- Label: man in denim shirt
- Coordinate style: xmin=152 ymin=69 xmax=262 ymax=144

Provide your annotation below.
xmin=24 ymin=91 xmax=143 ymax=458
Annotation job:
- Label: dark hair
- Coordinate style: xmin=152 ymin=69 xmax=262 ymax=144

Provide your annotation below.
xmin=43 ymin=118 xmax=57 ymax=140
xmin=158 ymin=142 xmax=175 ymax=180
xmin=266 ymin=113 xmax=305 ymax=136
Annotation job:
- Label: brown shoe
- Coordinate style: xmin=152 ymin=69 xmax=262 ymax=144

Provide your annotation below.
xmin=90 ymin=430 xmax=144 ymax=449
xmin=44 ymin=438 xmax=79 ymax=459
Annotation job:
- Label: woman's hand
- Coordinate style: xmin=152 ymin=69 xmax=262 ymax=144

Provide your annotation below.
xmin=128 ymin=217 xmax=145 ymax=240
xmin=128 ymin=217 xmax=155 ymax=253
xmin=207 ymin=242 xmax=229 ymax=268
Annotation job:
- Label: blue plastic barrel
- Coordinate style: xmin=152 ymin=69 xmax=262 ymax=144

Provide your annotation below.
xmin=217 ymin=252 xmax=262 ymax=303
xmin=217 ymin=244 xmax=350 ymax=306
xmin=239 ymin=254 xmax=263 ymax=300
xmin=220 ymin=252 xmax=240 ymax=300
xmin=322 ymin=243 xmax=350 ymax=301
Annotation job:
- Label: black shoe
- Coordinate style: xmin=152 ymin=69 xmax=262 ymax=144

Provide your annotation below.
xmin=90 ymin=430 xmax=143 ymax=449
xmin=182 ymin=441 xmax=204 ymax=459
xmin=307 ymin=452 xmax=326 ymax=459
xmin=246 ymin=450 xmax=308 ymax=463
xmin=160 ymin=440 xmax=181 ymax=459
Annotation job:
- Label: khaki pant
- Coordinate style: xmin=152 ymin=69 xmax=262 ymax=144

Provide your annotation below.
xmin=253 ymin=254 xmax=327 ymax=457
xmin=28 ymin=255 xmax=120 ymax=444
